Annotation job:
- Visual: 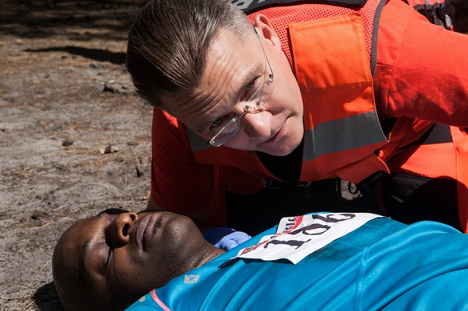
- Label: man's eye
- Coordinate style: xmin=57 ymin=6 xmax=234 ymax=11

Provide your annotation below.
xmin=104 ymin=238 xmax=113 ymax=268
xmin=106 ymin=247 xmax=112 ymax=267
xmin=211 ymin=117 xmax=224 ymax=128
xmin=246 ymin=79 xmax=256 ymax=91
xmin=245 ymin=78 xmax=259 ymax=99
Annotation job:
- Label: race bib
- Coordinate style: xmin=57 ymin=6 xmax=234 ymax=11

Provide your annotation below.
xmin=225 ymin=213 xmax=382 ymax=265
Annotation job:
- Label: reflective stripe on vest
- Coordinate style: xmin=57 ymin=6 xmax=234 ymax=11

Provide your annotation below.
xmin=290 ymin=13 xmax=388 ymax=183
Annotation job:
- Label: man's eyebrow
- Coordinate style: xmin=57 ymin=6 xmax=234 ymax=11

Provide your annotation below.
xmin=82 ymin=238 xmax=91 ymax=273
xmin=239 ymin=72 xmax=256 ymax=94
xmin=237 ymin=62 xmax=264 ymax=99
xmin=197 ymin=65 xmax=262 ymax=132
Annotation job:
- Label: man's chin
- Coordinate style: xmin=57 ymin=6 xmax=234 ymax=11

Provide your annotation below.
xmin=256 ymin=141 xmax=299 ymax=156
xmin=259 ymin=134 xmax=302 ymax=156
xmin=225 ymin=130 xmax=303 ymax=156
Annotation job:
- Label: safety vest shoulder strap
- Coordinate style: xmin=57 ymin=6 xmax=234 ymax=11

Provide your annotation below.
xmin=231 ymin=0 xmax=368 ymax=15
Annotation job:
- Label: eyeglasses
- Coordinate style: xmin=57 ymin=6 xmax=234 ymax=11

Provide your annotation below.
xmin=207 ymin=30 xmax=274 ymax=147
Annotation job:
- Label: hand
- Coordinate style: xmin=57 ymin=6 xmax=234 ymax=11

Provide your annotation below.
xmin=202 ymin=227 xmax=252 ymax=251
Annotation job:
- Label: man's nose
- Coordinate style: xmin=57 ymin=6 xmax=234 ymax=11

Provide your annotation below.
xmin=106 ymin=212 xmax=137 ymax=247
xmin=242 ymin=111 xmax=271 ymax=139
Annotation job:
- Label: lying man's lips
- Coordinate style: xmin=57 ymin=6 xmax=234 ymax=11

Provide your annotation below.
xmin=137 ymin=213 xmax=162 ymax=251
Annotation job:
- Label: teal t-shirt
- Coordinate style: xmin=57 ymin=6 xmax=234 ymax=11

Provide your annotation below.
xmin=127 ymin=215 xmax=468 ymax=310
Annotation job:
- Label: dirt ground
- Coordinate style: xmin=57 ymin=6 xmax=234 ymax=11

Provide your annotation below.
xmin=1 ymin=0 xmax=468 ymax=310
xmin=0 ymin=1 xmax=151 ymax=309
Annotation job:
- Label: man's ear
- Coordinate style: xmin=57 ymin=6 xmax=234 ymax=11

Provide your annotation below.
xmin=252 ymin=14 xmax=282 ymax=54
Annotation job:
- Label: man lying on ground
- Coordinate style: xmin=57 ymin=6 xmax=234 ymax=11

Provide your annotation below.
xmin=53 ymin=209 xmax=468 ymax=311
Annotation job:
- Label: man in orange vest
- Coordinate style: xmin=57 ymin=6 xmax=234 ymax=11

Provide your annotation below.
xmin=126 ymin=0 xmax=468 ymax=237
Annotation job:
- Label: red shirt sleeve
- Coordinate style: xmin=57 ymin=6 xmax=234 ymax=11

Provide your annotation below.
xmin=374 ymin=0 xmax=468 ymax=127
xmin=151 ymin=108 xmax=213 ymax=214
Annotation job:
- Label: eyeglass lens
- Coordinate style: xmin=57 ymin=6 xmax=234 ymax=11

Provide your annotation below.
xmin=209 ymin=69 xmax=274 ymax=146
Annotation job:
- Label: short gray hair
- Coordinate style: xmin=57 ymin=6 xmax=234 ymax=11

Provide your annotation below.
xmin=126 ymin=0 xmax=252 ymax=109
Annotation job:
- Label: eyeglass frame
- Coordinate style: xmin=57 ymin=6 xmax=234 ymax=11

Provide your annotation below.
xmin=206 ymin=28 xmax=274 ymax=147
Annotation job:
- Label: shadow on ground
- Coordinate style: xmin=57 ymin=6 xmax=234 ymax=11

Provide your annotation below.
xmin=26 ymin=46 xmax=127 ymax=64
xmin=33 ymin=283 xmax=63 ymax=311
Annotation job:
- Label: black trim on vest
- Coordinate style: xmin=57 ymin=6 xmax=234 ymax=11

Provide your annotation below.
xmin=370 ymin=0 xmax=387 ymax=76
xmin=402 ymin=123 xmax=452 ymax=150
xmin=232 ymin=0 xmax=368 ymax=15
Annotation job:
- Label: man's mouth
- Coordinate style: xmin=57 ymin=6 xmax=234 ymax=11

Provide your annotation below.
xmin=137 ymin=213 xmax=162 ymax=251
xmin=265 ymin=123 xmax=285 ymax=143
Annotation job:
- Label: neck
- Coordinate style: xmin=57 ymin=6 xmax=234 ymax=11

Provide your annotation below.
xmin=191 ymin=242 xmax=225 ymax=270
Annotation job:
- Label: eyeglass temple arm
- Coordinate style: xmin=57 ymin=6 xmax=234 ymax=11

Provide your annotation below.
xmin=253 ymin=27 xmax=274 ymax=82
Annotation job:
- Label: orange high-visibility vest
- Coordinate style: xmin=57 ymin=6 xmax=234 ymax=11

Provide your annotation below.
xmin=166 ymin=0 xmax=468 ymax=229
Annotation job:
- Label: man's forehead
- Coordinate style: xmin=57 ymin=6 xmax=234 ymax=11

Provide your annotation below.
xmin=171 ymin=29 xmax=264 ymax=132
xmin=63 ymin=218 xmax=104 ymax=286
xmin=55 ymin=219 xmax=96 ymax=290
xmin=59 ymin=216 xmax=100 ymax=254
xmin=205 ymin=29 xmax=260 ymax=87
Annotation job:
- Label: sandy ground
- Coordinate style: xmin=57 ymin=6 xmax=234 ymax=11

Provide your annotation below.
xmin=0 ymin=1 xmax=150 ymax=309
xmin=1 ymin=0 xmax=467 ymax=310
